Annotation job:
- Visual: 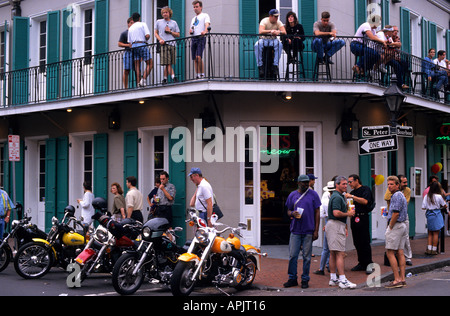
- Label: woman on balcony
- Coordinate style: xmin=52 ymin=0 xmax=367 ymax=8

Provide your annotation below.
xmin=282 ymin=11 xmax=304 ymax=64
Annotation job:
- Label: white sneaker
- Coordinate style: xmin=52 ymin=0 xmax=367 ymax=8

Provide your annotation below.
xmin=139 ymin=78 xmax=146 ymax=87
xmin=329 ymin=279 xmax=339 ymax=286
xmin=339 ymin=279 xmax=356 ymax=289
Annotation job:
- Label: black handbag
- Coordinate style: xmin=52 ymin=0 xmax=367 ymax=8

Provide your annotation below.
xmin=199 ymin=196 xmax=223 ymax=220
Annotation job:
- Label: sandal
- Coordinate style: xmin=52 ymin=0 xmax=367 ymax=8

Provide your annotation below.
xmin=385 ymin=281 xmax=405 ymax=289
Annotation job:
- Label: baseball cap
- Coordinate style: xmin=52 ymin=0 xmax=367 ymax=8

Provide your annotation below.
xmin=269 ymin=9 xmax=279 ymax=16
xmin=188 ymin=167 xmax=202 ymax=176
xmin=298 ymin=174 xmax=310 ymax=182
xmin=307 ymin=174 xmax=318 ymax=180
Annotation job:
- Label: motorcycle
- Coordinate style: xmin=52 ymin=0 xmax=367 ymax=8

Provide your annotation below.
xmin=170 ymin=210 xmax=267 ymax=296
xmin=111 ymin=216 xmax=185 ymax=295
xmin=73 ymin=197 xmax=142 ymax=283
xmin=0 ymin=214 xmax=47 ymax=272
xmin=13 ymin=205 xmax=87 ymax=279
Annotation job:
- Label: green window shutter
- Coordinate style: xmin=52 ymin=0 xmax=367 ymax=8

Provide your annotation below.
xmin=1 ymin=141 xmax=24 ymax=219
xmin=62 ymin=7 xmax=73 ymax=98
xmin=428 ymin=22 xmax=437 ymax=52
xmin=129 ymin=0 xmax=141 ymax=15
xmin=56 ymin=137 xmax=68 ymax=219
xmin=169 ymin=0 xmax=185 ymax=81
xmin=169 ymin=127 xmax=186 ymax=245
xmin=400 ymin=7 xmax=411 ymax=54
xmin=239 ymin=0 xmax=258 ymax=78
xmin=421 ymin=17 xmax=429 ymax=58
xmin=447 ymin=30 xmax=450 ymax=56
xmin=381 ymin=0 xmax=390 ymax=28
xmin=45 ymin=138 xmax=57 ymax=231
xmin=299 ymin=0 xmax=317 ymax=78
xmin=123 ymin=131 xmax=138 ymax=194
xmin=354 ymin=0 xmax=366 ymax=32
xmin=94 ymin=0 xmax=109 ymax=93
xmin=94 ymin=134 xmax=108 ymax=200
xmin=46 ymin=11 xmax=60 ymax=101
xmin=12 ymin=16 xmax=29 ymax=105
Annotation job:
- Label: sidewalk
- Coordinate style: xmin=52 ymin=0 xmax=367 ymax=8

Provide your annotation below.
xmin=254 ymin=234 xmax=450 ymax=290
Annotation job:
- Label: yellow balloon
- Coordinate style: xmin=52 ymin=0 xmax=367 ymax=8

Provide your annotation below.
xmin=437 ymin=163 xmax=443 ymax=172
xmin=375 ymin=174 xmax=385 ymax=185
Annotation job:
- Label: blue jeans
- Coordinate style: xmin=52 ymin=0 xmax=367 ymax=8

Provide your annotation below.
xmin=351 ymin=41 xmax=380 ymax=72
xmin=431 ymin=70 xmax=449 ymax=91
xmin=287 ymin=233 xmax=313 ymax=282
xmin=254 ymin=39 xmax=283 ymax=67
xmin=312 ymin=38 xmax=345 ymax=59
xmin=319 ymin=225 xmax=330 ymax=271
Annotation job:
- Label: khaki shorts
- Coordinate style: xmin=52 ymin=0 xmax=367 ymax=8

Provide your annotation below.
xmin=160 ymin=45 xmax=176 ymax=65
xmin=385 ymin=222 xmax=408 ymax=251
xmin=325 ymin=219 xmax=346 ymax=252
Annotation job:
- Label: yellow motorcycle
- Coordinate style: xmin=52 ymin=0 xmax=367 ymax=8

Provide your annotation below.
xmin=14 ymin=206 xmax=87 ymax=279
xmin=170 ymin=210 xmax=267 ymax=296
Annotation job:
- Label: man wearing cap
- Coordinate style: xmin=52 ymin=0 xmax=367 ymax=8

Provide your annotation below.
xmin=307 ymin=174 xmax=318 ymax=189
xmin=189 ymin=167 xmax=214 ymax=227
xmin=254 ymin=9 xmax=286 ymax=78
xmin=283 ymin=174 xmax=321 ymax=289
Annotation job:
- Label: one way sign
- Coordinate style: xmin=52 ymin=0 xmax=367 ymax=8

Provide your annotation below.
xmin=358 ymin=135 xmax=398 ymax=155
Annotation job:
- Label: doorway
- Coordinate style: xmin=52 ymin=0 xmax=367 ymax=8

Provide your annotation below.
xmin=260 ymin=126 xmax=299 ymax=245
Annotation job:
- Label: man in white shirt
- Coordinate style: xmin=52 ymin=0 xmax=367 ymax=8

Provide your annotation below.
xmin=189 ymin=1 xmax=210 ymax=79
xmin=189 ymin=167 xmax=214 ymax=227
xmin=125 ymin=176 xmax=144 ymax=223
xmin=433 ymin=50 xmax=449 ymax=94
xmin=128 ymin=12 xmax=152 ymax=87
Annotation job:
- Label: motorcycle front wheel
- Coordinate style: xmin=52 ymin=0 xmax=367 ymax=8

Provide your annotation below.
xmin=236 ymin=257 xmax=257 ymax=290
xmin=14 ymin=242 xmax=53 ymax=279
xmin=170 ymin=261 xmax=197 ymax=296
xmin=112 ymin=252 xmax=144 ymax=295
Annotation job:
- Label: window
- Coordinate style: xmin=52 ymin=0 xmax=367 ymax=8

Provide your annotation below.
xmin=84 ymin=8 xmax=93 ymax=63
xmin=305 ymin=131 xmax=315 ymax=175
xmin=39 ymin=20 xmax=46 ymax=72
xmin=154 ymin=135 xmax=165 ymax=179
xmin=244 ymin=134 xmax=254 ymax=205
xmin=39 ymin=143 xmax=46 ymax=201
xmin=0 ymin=31 xmax=5 ymax=75
xmin=84 ymin=140 xmax=93 ymax=185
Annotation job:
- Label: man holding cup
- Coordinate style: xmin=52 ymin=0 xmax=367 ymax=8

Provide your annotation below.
xmin=283 ymin=174 xmax=321 ymax=289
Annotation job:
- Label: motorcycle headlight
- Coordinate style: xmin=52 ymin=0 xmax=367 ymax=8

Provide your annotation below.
xmin=51 ymin=216 xmax=58 ymax=225
xmin=195 ymin=228 xmax=209 ymax=246
xmin=11 ymin=220 xmax=19 ymax=229
xmin=142 ymin=227 xmax=151 ymax=240
xmin=95 ymin=226 xmax=109 ymax=243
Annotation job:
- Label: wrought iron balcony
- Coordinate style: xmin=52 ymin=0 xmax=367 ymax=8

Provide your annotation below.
xmin=0 ymin=33 xmax=448 ymax=109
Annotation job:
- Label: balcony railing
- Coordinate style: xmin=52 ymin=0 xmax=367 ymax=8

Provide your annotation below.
xmin=0 ymin=33 xmax=449 ymax=108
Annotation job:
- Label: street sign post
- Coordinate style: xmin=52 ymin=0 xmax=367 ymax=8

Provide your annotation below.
xmin=358 ymin=135 xmax=398 ymax=155
xmin=8 ymin=135 xmax=20 ymax=161
xmin=361 ymin=125 xmax=390 ymax=138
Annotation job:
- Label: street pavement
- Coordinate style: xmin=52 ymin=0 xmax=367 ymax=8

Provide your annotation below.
xmin=254 ymin=234 xmax=450 ymax=292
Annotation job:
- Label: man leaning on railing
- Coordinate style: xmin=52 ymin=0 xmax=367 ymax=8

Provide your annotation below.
xmin=254 ymin=9 xmax=286 ymax=78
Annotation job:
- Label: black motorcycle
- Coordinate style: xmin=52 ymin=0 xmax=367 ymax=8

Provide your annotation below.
xmin=111 ymin=217 xmax=185 ymax=295
xmin=73 ymin=197 xmax=142 ymax=283
xmin=0 ymin=215 xmax=47 ymax=272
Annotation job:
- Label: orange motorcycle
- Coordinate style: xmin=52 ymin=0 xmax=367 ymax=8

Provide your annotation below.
xmin=170 ymin=210 xmax=266 ymax=296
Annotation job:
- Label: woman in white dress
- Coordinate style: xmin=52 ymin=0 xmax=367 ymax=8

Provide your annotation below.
xmin=77 ymin=181 xmax=95 ymax=226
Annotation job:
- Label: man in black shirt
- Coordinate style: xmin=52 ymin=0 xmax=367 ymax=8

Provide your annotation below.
xmin=118 ymin=17 xmax=134 ymax=88
xmin=346 ymin=174 xmax=374 ymax=274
